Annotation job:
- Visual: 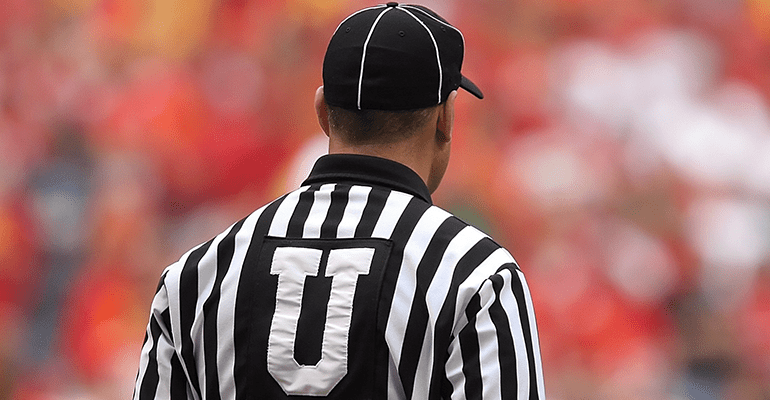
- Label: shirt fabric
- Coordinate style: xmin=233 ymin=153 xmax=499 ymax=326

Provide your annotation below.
xmin=134 ymin=153 xmax=545 ymax=399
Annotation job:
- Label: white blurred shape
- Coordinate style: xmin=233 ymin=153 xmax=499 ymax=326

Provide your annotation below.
xmin=530 ymin=236 xmax=593 ymax=311
xmin=712 ymin=81 xmax=770 ymax=196
xmin=505 ymin=131 xmax=611 ymax=211
xmin=630 ymin=30 xmax=719 ymax=101
xmin=598 ymin=340 xmax=676 ymax=400
xmin=285 ymin=134 xmax=328 ymax=192
xmin=602 ymin=217 xmax=677 ymax=303
xmin=686 ymin=198 xmax=770 ymax=268
xmin=555 ymin=40 xmax=634 ymax=132
xmin=686 ymin=198 xmax=770 ymax=309
xmin=552 ymin=30 xmax=719 ymax=137
xmin=639 ymin=78 xmax=770 ymax=191
xmin=748 ymin=138 xmax=770 ymax=196
xmin=659 ymin=100 xmax=756 ymax=186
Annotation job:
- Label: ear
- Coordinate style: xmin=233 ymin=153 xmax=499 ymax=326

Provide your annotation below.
xmin=436 ymin=90 xmax=457 ymax=143
xmin=315 ymin=86 xmax=330 ymax=137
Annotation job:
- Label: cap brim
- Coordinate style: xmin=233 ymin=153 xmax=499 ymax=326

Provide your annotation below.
xmin=460 ymin=75 xmax=484 ymax=99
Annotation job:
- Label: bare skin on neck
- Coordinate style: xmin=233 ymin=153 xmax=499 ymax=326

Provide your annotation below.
xmin=313 ymin=86 xmax=456 ymax=194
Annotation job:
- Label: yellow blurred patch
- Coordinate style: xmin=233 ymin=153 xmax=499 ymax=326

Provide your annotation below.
xmin=47 ymin=0 xmax=98 ymax=17
xmin=748 ymin=0 xmax=770 ymax=39
xmin=286 ymin=0 xmax=349 ymax=27
xmin=133 ymin=0 xmax=217 ymax=58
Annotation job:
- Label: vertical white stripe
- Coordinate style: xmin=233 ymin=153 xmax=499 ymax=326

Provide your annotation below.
xmin=476 ymin=280 xmax=502 ymax=400
xmin=426 ymin=227 xmax=488 ymax=321
xmin=411 ymin=326 xmax=435 ymax=399
xmin=155 ymin=332 xmax=176 ymax=400
xmin=518 ymin=270 xmax=546 ymax=398
xmin=336 ymin=185 xmax=371 ymax=238
xmin=455 ymin=248 xmax=516 ymax=328
xmin=411 ymin=226 xmax=487 ymax=398
xmin=268 ymin=186 xmax=309 ymax=237
xmin=371 ymin=191 xmax=411 ymax=239
xmin=357 ymin=7 xmax=393 ymax=110
xmin=498 ymin=268 xmax=530 ymax=398
xmin=216 ymin=206 xmax=266 ymax=400
xmin=303 ymin=183 xmax=336 ymax=238
xmin=385 ymin=206 xmax=450 ymax=378
xmin=136 ymin=280 xmax=174 ymax=399
xmin=445 ymin=333 xmax=466 ymax=400
xmin=133 ymin=321 xmax=155 ymax=398
xmin=159 ymin=245 xmax=203 ymax=400
xmin=192 ymin=223 xmax=236 ymax=396
xmin=396 ymin=7 xmax=443 ymax=104
xmin=381 ymin=205 xmax=450 ymax=396
xmin=387 ymin=352 xmax=408 ymax=400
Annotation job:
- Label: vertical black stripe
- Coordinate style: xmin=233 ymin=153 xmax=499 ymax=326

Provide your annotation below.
xmin=233 ymin=196 xmax=286 ymax=398
xmin=506 ymin=264 xmax=540 ymax=399
xmin=155 ymin=270 xmax=169 ymax=294
xmin=431 ymin=238 xmax=499 ymax=399
xmin=374 ymin=197 xmax=429 ymax=398
xmin=160 ymin=308 xmax=172 ymax=343
xmin=134 ymin=331 xmax=148 ymax=399
xmin=320 ymin=184 xmax=351 ymax=238
xmin=178 ymin=240 xmax=213 ymax=400
xmin=139 ymin=315 xmax=163 ymax=399
xmin=170 ymin=352 xmax=188 ymax=399
xmin=399 ymin=218 xmax=465 ymax=398
xmin=351 ymin=187 xmax=392 ymax=398
xmin=459 ymin=293 xmax=483 ymax=400
xmin=376 ymin=198 xmax=430 ymax=332
xmin=287 ymin=184 xmax=321 ymax=237
xmin=354 ymin=187 xmax=389 ymax=238
xmin=203 ymin=219 xmax=246 ymax=400
xmin=488 ymin=273 xmax=518 ymax=399
xmin=293 ymin=185 xmax=349 ymax=366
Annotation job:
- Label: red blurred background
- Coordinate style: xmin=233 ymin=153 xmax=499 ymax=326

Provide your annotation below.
xmin=2 ymin=0 xmax=770 ymax=398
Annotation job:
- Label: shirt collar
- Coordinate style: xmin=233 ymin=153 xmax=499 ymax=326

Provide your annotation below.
xmin=302 ymin=154 xmax=433 ymax=204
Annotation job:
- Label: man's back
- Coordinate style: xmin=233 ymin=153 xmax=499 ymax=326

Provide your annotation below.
xmin=134 ymin=154 xmax=544 ymax=399
xmin=135 ymin=3 xmax=545 ymax=398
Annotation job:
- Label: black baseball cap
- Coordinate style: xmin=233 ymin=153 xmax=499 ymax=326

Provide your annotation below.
xmin=323 ymin=2 xmax=484 ymax=111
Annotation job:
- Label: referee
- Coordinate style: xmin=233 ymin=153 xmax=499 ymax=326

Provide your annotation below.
xmin=134 ymin=3 xmax=545 ymax=399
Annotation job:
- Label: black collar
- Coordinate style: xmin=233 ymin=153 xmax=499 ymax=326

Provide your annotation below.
xmin=302 ymin=154 xmax=433 ymax=204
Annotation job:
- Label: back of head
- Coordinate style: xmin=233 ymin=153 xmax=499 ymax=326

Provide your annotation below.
xmin=326 ymin=105 xmax=437 ymax=145
xmin=322 ymin=3 xmax=483 ymax=144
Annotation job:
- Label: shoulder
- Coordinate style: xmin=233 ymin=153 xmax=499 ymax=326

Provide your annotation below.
xmin=157 ymin=198 xmax=281 ymax=291
xmin=415 ymin=204 xmax=516 ymax=268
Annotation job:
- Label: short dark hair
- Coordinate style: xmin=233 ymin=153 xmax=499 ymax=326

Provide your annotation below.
xmin=327 ymin=105 xmax=437 ymax=145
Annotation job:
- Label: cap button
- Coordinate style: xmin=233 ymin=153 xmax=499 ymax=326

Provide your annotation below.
xmin=386 ymin=2 xmax=398 ymax=7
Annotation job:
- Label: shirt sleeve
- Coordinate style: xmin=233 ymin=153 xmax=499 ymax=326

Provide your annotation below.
xmin=446 ymin=264 xmax=545 ymax=399
xmin=134 ymin=275 xmax=191 ymax=400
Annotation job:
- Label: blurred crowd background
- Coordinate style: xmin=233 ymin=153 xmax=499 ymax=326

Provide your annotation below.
xmin=1 ymin=0 xmax=770 ymax=398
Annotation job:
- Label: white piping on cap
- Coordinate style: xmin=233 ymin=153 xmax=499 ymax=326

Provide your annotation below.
xmin=358 ymin=7 xmax=393 ymax=110
xmin=396 ymin=6 xmax=442 ymax=105
xmin=400 ymin=5 xmax=466 ymax=48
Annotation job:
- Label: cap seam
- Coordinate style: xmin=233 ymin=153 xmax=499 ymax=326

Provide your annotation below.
xmin=400 ymin=5 xmax=466 ymax=49
xmin=358 ymin=7 xmax=393 ymax=110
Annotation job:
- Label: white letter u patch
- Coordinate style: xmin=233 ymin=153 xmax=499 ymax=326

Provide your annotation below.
xmin=267 ymin=246 xmax=374 ymax=396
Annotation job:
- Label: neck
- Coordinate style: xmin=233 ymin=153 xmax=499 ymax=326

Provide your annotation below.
xmin=328 ymin=129 xmax=437 ymax=191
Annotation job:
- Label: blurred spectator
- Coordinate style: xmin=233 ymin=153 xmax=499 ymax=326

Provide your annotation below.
xmin=26 ymin=124 xmax=94 ymax=366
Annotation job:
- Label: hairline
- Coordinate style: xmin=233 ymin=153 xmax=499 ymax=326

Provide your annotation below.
xmin=327 ymin=104 xmax=439 ymax=145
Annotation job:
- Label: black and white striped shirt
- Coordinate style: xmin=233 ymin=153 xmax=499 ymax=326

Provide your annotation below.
xmin=134 ymin=154 xmax=545 ymax=399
